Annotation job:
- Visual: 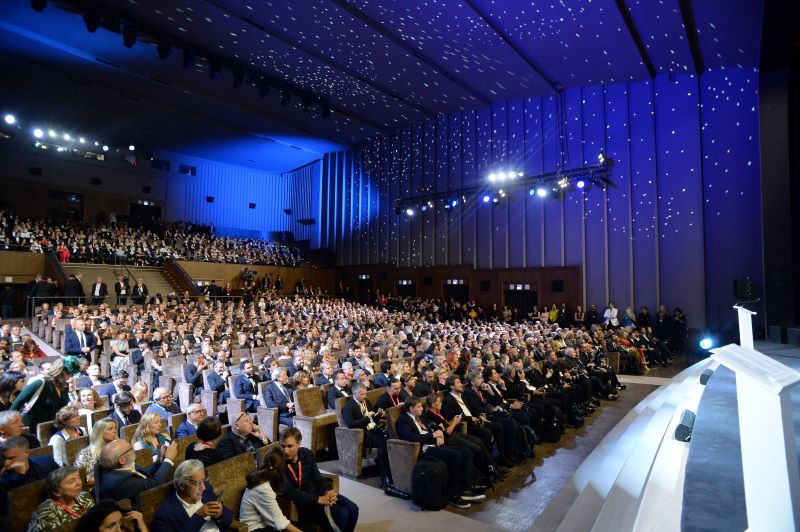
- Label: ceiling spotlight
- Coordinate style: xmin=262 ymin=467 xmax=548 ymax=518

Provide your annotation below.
xmin=48 ymin=130 xmax=56 ymax=138
xmin=405 ymin=208 xmax=415 ymax=216
xmin=498 ymin=189 xmax=505 ymax=196
xmin=63 ymin=133 xmax=71 ymax=141
xmin=482 ymin=195 xmax=491 ymax=203
xmin=83 ymin=9 xmax=104 ymax=32
xmin=508 ymin=171 xmax=516 ymax=180
xmin=488 ymin=173 xmax=497 ymax=182
xmin=558 ymin=177 xmax=569 ymax=188
xmin=451 ymin=199 xmax=458 ymax=207
xmin=30 ymin=0 xmax=48 ymax=12
xmin=3 ymin=114 xmax=15 ymax=125
xmin=128 ymin=145 xmax=135 ymax=151
xmin=79 ymin=137 xmax=85 ymax=143
xmin=122 ymin=24 xmax=138 ymax=48
xmin=232 ymin=71 xmax=244 ymax=89
xmin=699 ymin=337 xmax=715 ymax=350
xmin=529 ymin=188 xmax=535 ymax=196
xmin=182 ymin=48 xmax=196 ymax=70
xmin=420 ymin=205 xmax=428 ymax=212
xmin=598 ymin=152 xmax=605 ymax=163
xmin=208 ymin=58 xmax=221 ymax=79
xmin=102 ymin=145 xmax=109 ymax=152
xmin=576 ymin=180 xmax=585 ymax=189
xmin=280 ymin=89 xmax=291 ymax=106
xmin=517 ymin=172 xmax=524 ymax=177
xmin=498 ymin=171 xmax=506 ymax=181
xmin=536 ymin=187 xmax=548 ymax=198
xmin=33 ymin=128 xmax=43 ymax=138
xmin=94 ymin=141 xmax=99 ymax=146
xmin=492 ymin=196 xmax=499 ymax=204
xmin=157 ymin=38 xmax=171 ymax=60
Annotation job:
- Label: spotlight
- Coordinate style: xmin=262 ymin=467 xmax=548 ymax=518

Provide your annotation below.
xmin=598 ymin=152 xmax=606 ymax=164
xmin=517 ymin=172 xmax=524 ymax=177
xmin=3 ymin=114 xmax=15 ymax=125
xmin=182 ymin=48 xmax=196 ymax=70
xmin=698 ymin=337 xmax=714 ymax=350
xmin=208 ymin=58 xmax=221 ymax=79
xmin=498 ymin=171 xmax=506 ymax=181
xmin=536 ymin=187 xmax=548 ymax=197
xmin=450 ymin=199 xmax=458 ymax=208
xmin=492 ymin=196 xmax=499 ymax=204
xmin=102 ymin=145 xmax=109 ymax=152
xmin=63 ymin=133 xmax=71 ymax=141
xmin=122 ymin=24 xmax=138 ymax=48
xmin=508 ymin=171 xmax=516 ymax=180
xmin=405 ymin=208 xmax=415 ymax=216
xmin=128 ymin=145 xmax=135 ymax=151
xmin=33 ymin=128 xmax=43 ymax=138
xmin=576 ymin=180 xmax=585 ymax=189
xmin=157 ymin=39 xmax=171 ymax=60
xmin=280 ymin=89 xmax=291 ymax=106
xmin=482 ymin=195 xmax=491 ymax=203
xmin=83 ymin=9 xmax=103 ymax=32
xmin=420 ymin=205 xmax=428 ymax=212
xmin=48 ymin=130 xmax=56 ymax=138
xmin=94 ymin=141 xmax=99 ymax=146
xmin=232 ymin=71 xmax=244 ymax=89
xmin=529 ymin=188 xmax=535 ymax=196
xmin=30 ymin=0 xmax=47 ymax=12
xmin=79 ymin=137 xmax=85 ymax=143
xmin=558 ymin=177 xmax=569 ymax=188
xmin=488 ymin=173 xmax=497 ymax=182
xmin=498 ymin=189 xmax=505 ymax=197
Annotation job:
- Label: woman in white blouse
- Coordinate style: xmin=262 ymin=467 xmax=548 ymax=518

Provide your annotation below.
xmin=48 ymin=405 xmax=87 ymax=466
xmin=603 ymin=301 xmax=620 ymax=328
xmin=239 ymin=447 xmax=300 ymax=532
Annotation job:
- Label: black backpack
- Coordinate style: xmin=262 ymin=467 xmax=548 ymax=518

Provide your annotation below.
xmin=411 ymin=455 xmax=449 ymax=511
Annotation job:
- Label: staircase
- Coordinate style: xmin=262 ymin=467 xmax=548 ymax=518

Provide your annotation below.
xmin=61 ymin=263 xmax=177 ymax=302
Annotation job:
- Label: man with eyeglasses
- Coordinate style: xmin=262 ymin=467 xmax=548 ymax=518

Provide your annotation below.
xmin=146 ymin=387 xmax=181 ymax=421
xmin=98 ymin=437 xmax=178 ymax=501
xmin=216 ymin=412 xmax=268 ymax=460
xmin=176 ymin=404 xmax=208 ymax=439
xmin=152 ymin=458 xmax=232 ymax=531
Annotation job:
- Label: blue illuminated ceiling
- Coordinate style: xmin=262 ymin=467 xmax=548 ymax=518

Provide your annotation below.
xmin=0 ymin=0 xmax=762 ymax=171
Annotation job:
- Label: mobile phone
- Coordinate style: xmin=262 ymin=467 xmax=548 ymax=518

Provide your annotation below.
xmin=216 ymin=488 xmax=225 ymax=501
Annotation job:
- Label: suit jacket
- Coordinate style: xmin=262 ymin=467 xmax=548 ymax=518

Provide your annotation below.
xmin=63 ymin=278 xmax=85 ymax=298
xmin=99 ymin=460 xmax=174 ymax=502
xmin=206 ymin=371 xmax=228 ymax=395
xmin=463 ymin=387 xmax=494 ymax=416
xmin=98 ymin=382 xmax=130 ymax=402
xmin=0 ymin=455 xmax=59 ymax=490
xmin=215 ymin=431 xmax=264 ymax=460
xmin=263 ymin=382 xmax=293 ymax=414
xmin=315 ymin=375 xmax=334 ymax=386
xmin=373 ymin=373 xmax=390 ymax=388
xmin=132 ymin=284 xmax=149 ymax=301
xmin=114 ymin=280 xmax=130 ymax=296
xmin=234 ymin=373 xmax=262 ymax=410
xmin=152 ymin=483 xmax=233 ymax=532
xmin=440 ymin=392 xmax=476 ymax=421
xmin=326 ymin=385 xmax=349 ymax=410
xmin=129 ymin=348 xmax=146 ymax=373
xmin=175 ymin=420 xmax=198 ymax=439
xmin=375 ymin=392 xmax=403 ymax=411
xmin=90 ymin=282 xmax=108 ymax=298
xmin=395 ymin=412 xmax=437 ymax=446
xmin=341 ymin=398 xmax=378 ymax=430
xmin=65 ymin=330 xmax=96 ymax=356
xmin=184 ymin=363 xmax=205 ymax=391
xmin=109 ymin=408 xmax=142 ymax=428
xmin=413 ymin=381 xmax=436 ymax=398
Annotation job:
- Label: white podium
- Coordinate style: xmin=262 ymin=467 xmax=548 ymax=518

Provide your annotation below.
xmin=710 ymin=343 xmax=800 ymax=532
xmin=734 ymin=304 xmax=757 ymax=349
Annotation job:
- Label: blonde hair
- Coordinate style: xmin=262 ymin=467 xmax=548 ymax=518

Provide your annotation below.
xmin=130 ymin=382 xmax=148 ymax=402
xmin=90 ymin=417 xmax=117 ymax=455
xmin=133 ymin=412 xmax=163 ymax=442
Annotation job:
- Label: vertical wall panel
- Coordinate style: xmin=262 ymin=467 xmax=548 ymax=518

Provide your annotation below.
xmin=461 ymin=111 xmax=477 ymax=267
xmin=448 ymin=113 xmax=463 ymax=266
xmin=475 ymin=107 xmax=493 ymax=269
xmin=507 ymin=100 xmax=526 ymax=268
xmin=410 ymin=124 xmax=423 ymax=266
xmin=654 ymin=73 xmax=705 ymax=325
xmin=542 ymin=96 xmax=563 ymax=267
xmin=564 ymin=89 xmax=585 ymax=276
xmin=435 ymin=114 xmax=449 ymax=265
xmin=422 ymin=121 xmax=436 ymax=266
xmin=524 ymin=98 xmax=544 ymax=267
xmin=605 ymin=83 xmax=633 ymax=307
xmin=583 ymin=86 xmax=609 ymax=308
xmin=491 ymin=101 xmax=509 ymax=268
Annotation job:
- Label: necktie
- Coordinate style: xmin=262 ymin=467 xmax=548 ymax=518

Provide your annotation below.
xmin=79 ymin=333 xmax=84 ymax=349
xmin=414 ymin=416 xmax=428 ymax=433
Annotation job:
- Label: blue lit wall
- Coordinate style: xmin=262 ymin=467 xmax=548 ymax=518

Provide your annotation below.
xmin=321 ymin=70 xmax=762 ymax=329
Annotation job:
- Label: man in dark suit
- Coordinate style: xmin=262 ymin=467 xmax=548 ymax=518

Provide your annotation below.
xmin=64 ymin=318 xmax=95 ymax=359
xmin=176 ymin=403 xmax=207 ymax=439
xmin=375 ymin=380 xmax=405 ymax=411
xmin=233 ymin=360 xmax=262 ymax=413
xmin=263 ymin=368 xmax=295 ymax=427
xmin=342 ymin=383 xmax=391 ymax=486
xmin=414 ymin=368 xmax=438 ymax=397
xmin=132 ymin=278 xmax=149 ymax=305
xmin=114 ymin=275 xmax=130 ymax=305
xmin=63 ymin=273 xmax=85 ymax=306
xmin=184 ymin=357 xmax=209 ymax=398
xmin=0 ymin=437 xmax=58 ymax=490
xmin=373 ymin=360 xmax=392 ymax=389
xmin=152 ymin=459 xmax=233 ymax=531
xmin=463 ymin=372 xmax=520 ymax=466
xmin=326 ymin=371 xmax=350 ymax=410
xmin=216 ymin=412 xmax=267 ymax=459
xmin=315 ymin=362 xmax=335 ymax=386
xmin=110 ymin=392 xmax=142 ymax=428
xmin=129 ymin=339 xmax=149 ymax=374
xmin=98 ymin=438 xmax=177 ymax=501
xmin=89 ymin=276 xmax=108 ymax=305
xmin=98 ymin=371 xmax=130 ymax=403
xmin=207 ymin=361 xmax=231 ymax=405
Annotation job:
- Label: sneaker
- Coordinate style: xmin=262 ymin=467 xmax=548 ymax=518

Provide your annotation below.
xmin=461 ymin=490 xmax=486 ymax=502
xmin=606 ymin=394 xmax=618 ymax=401
xmin=617 ymin=384 xmax=627 ymax=390
xmin=449 ymin=497 xmax=472 ymax=509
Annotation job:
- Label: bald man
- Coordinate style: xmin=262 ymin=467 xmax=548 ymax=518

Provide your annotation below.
xmin=98 ymin=437 xmax=177 ymax=502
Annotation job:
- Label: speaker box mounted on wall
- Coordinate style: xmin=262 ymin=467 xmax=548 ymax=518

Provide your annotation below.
xmin=142 ymin=186 xmax=151 ymax=194
xmin=283 ymin=208 xmax=292 ymax=215
xmin=206 ymin=196 xmax=214 ymax=203
xmin=551 ymin=280 xmax=564 ymax=292
xmin=480 ymin=281 xmax=491 ymax=292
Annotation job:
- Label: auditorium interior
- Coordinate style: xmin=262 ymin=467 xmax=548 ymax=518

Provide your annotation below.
xmin=0 ymin=1 xmax=798 ymax=531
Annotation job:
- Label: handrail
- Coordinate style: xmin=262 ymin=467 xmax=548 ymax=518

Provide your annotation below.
xmin=44 ymin=250 xmax=67 ymax=287
xmin=164 ymin=259 xmax=202 ymax=296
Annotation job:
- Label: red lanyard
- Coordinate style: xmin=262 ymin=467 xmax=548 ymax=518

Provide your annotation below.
xmin=50 ymin=499 xmax=83 ymax=519
xmin=287 ymin=462 xmax=302 ymax=487
xmin=430 ymin=410 xmax=446 ymax=423
xmin=390 ymin=394 xmax=399 ymax=406
xmin=414 ymin=416 xmax=427 ymax=431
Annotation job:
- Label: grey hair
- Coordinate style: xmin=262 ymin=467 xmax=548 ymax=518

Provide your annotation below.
xmin=174 ymin=459 xmax=205 ymax=490
xmin=0 ymin=410 xmax=22 ymax=428
xmin=271 ymin=367 xmax=287 ymax=381
xmin=153 ymin=387 xmax=169 ymax=400
xmin=46 ymin=466 xmax=80 ymax=498
xmin=351 ymin=382 xmax=366 ymax=395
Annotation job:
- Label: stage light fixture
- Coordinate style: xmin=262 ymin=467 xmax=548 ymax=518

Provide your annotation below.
xmin=122 ymin=24 xmax=138 ymax=48
xmin=280 ymin=89 xmax=291 ymax=106
xmin=498 ymin=171 xmax=506 ymax=181
xmin=128 ymin=145 xmax=135 ymax=151
xmin=63 ymin=133 xmax=71 ymax=141
xmin=482 ymin=195 xmax=491 ymax=203
xmin=517 ymin=172 xmax=524 ymax=177
xmin=698 ymin=337 xmax=714 ymax=350
xmin=420 ymin=205 xmax=428 ymax=212
xmin=232 ymin=71 xmax=244 ymax=88
xmin=182 ymin=48 xmax=196 ymax=70
xmin=529 ymin=188 xmax=535 ymax=196
xmin=3 ymin=114 xmax=15 ymax=125
xmin=79 ymin=137 xmax=85 ymax=143
xmin=492 ymin=196 xmax=499 ymax=204
xmin=536 ymin=187 xmax=548 ymax=197
xmin=208 ymin=58 xmax=221 ymax=79
xmin=83 ymin=9 xmax=103 ymax=32
xmin=498 ymin=189 xmax=505 ymax=197
xmin=405 ymin=208 xmax=415 ymax=216
xmin=597 ymin=152 xmax=605 ymax=164
xmin=33 ymin=128 xmax=43 ymax=138
xmin=488 ymin=173 xmax=496 ymax=182
xmin=157 ymin=39 xmax=171 ymax=60
xmin=30 ymin=0 xmax=47 ymax=12
xmin=558 ymin=177 xmax=569 ymax=188
xmin=48 ymin=130 xmax=56 ymax=138
xmin=576 ymin=180 xmax=585 ymax=189
xmin=102 ymin=145 xmax=109 ymax=152
xmin=94 ymin=141 xmax=99 ymax=146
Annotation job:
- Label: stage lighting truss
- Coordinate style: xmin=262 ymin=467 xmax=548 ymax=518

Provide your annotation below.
xmin=394 ymin=161 xmax=613 ymax=216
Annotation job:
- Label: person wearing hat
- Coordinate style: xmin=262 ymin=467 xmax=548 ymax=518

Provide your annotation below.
xmin=10 ymin=359 xmax=71 ymax=429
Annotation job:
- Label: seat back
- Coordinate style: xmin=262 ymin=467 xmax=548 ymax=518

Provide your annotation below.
xmin=168 ymin=413 xmax=187 ymax=439
xmin=29 ymin=445 xmax=54 ymax=459
xmin=65 ymin=435 xmax=90 ymax=465
xmin=335 ymin=396 xmax=350 ymax=426
xmin=122 ymin=423 xmax=140 ymax=442
xmin=206 ymin=451 xmax=256 ymax=519
xmin=367 ymin=386 xmax=387 ymax=407
xmin=6 ymin=478 xmax=46 ymax=532
xmin=36 ymin=420 xmax=57 ymax=444
xmin=137 ymin=481 xmax=173 ymax=528
xmin=294 ymin=386 xmax=325 ymax=417
xmin=386 ymin=405 xmax=404 ymax=440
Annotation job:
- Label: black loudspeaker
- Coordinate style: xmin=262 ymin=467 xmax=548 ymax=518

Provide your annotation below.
xmin=674 ymin=410 xmax=696 ymax=442
xmin=423 ymin=277 xmax=432 ymax=287
xmin=248 ymin=203 xmax=256 ymax=209
xmin=206 ymin=196 xmax=214 ymax=203
xmin=283 ymin=208 xmax=292 ymax=215
xmin=142 ymin=186 xmax=151 ymax=194
xmin=699 ymin=369 xmax=714 ymax=385
xmin=379 ymin=270 xmax=387 ymax=280
xmin=480 ymin=281 xmax=490 ymax=292
xmin=551 ymin=280 xmax=564 ymax=292
xmin=733 ymin=278 xmax=753 ymax=299
xmin=90 ymin=177 xmax=102 ymax=186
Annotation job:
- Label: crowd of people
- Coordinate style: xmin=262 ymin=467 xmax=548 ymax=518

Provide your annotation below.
xmin=0 ymin=211 xmax=304 ymax=266
xmin=0 ymin=287 xmax=690 ymax=530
